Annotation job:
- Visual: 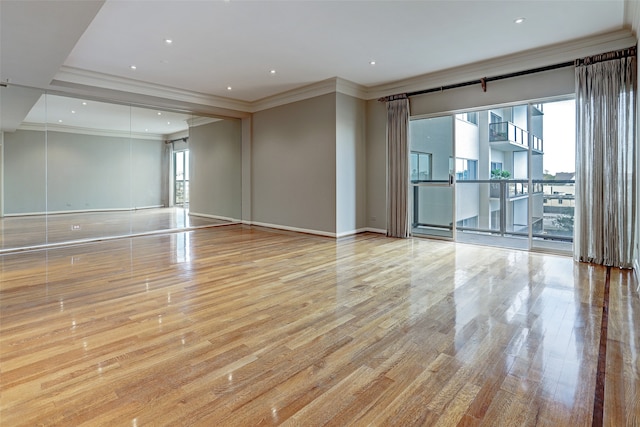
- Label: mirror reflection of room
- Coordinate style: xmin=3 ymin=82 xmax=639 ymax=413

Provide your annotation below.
xmin=0 ymin=90 xmax=242 ymax=251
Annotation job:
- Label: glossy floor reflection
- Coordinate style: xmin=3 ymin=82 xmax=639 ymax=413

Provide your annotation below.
xmin=0 ymin=226 xmax=637 ymax=425
xmin=0 ymin=207 xmax=231 ymax=251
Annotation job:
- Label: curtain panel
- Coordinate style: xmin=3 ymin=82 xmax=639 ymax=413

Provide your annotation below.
xmin=575 ymin=53 xmax=636 ymax=268
xmin=385 ymin=95 xmax=410 ymax=238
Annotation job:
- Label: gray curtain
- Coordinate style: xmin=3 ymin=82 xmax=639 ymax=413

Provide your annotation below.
xmin=575 ymin=49 xmax=636 ymax=268
xmin=385 ymin=95 xmax=410 ymax=238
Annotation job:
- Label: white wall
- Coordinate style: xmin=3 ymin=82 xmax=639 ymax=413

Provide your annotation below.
xmin=252 ymin=94 xmax=337 ymax=234
xmin=189 ymin=119 xmax=242 ymax=221
xmin=336 ymin=93 xmax=366 ymax=235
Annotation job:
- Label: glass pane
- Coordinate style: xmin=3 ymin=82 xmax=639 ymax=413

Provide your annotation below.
xmin=410 ymin=116 xmax=453 ymax=239
xmin=0 ymin=86 xmax=47 ymax=249
xmin=531 ymin=99 xmax=575 ymax=252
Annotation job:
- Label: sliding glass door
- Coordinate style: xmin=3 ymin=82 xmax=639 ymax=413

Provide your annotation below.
xmin=410 ymin=98 xmax=575 ymax=254
xmin=409 ymin=116 xmax=455 ymax=239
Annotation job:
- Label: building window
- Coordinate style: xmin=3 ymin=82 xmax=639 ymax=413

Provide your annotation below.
xmin=456 ymin=158 xmax=478 ymax=180
xmin=491 ymin=161 xmax=503 ymax=172
xmin=411 ymin=151 xmax=432 ymax=181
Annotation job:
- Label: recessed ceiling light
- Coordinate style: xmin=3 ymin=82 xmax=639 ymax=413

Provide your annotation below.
xmin=227 ymin=86 xmax=232 ymax=91
xmin=71 ymin=110 xmax=76 ymax=114
xmin=167 ymin=121 xmax=171 ymax=125
xmin=82 ymin=102 xmax=87 ymax=106
xmin=164 ymin=38 xmax=173 ymax=45
xmin=145 ymin=128 xmax=149 ymax=132
xmin=514 ymin=17 xmax=525 ymax=24
xmin=130 ymin=65 xmax=137 ymax=70
xmin=157 ymin=112 xmax=162 ymax=115
xmin=270 ymin=69 xmax=276 ymax=75
xmin=58 ymin=119 xmax=63 ymax=123
xmin=370 ymin=61 xmax=376 ymax=65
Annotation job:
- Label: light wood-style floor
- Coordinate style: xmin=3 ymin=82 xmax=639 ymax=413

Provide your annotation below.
xmin=1 ymin=225 xmax=638 ymax=426
xmin=0 ymin=207 xmax=230 ymax=251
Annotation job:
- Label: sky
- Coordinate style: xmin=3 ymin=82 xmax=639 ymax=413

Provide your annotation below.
xmin=541 ymin=99 xmax=575 ymax=175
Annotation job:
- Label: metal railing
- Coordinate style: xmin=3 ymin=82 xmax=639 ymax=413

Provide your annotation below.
xmin=488 ymin=121 xmax=543 ymax=152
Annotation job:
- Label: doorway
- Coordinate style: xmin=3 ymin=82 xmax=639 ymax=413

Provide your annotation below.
xmin=174 ymin=150 xmax=190 ymax=207
xmin=409 ymin=99 xmax=575 ymax=253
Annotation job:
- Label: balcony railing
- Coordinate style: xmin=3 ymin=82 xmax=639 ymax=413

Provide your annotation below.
xmin=411 ymin=180 xmax=572 ymax=243
xmin=489 ymin=121 xmax=543 ymax=152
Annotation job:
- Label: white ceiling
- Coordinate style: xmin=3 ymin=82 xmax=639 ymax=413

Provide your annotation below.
xmin=0 ymin=0 xmax=632 ymax=133
xmin=65 ymin=0 xmax=626 ymax=102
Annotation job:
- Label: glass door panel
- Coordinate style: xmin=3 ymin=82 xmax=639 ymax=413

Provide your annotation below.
xmin=410 ymin=116 xmax=454 ymax=239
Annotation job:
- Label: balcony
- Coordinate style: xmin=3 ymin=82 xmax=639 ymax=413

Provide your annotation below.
xmin=489 ymin=121 xmax=543 ymax=152
xmin=489 ymin=180 xmax=542 ymax=200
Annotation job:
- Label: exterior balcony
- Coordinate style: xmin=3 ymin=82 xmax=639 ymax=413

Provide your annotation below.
xmin=489 ymin=121 xmax=543 ymax=153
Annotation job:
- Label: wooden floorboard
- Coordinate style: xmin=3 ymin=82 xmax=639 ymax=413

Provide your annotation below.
xmin=0 ymin=225 xmax=638 ymax=426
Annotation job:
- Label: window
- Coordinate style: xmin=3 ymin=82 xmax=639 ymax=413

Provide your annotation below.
xmin=411 ymin=152 xmax=432 ymax=181
xmin=490 ymin=112 xmax=502 ymax=123
xmin=456 ymin=158 xmax=477 ymax=180
xmin=491 ymin=161 xmax=503 ymax=171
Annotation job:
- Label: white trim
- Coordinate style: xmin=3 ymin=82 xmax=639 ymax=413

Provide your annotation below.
xmin=250 ymin=78 xmax=340 ymax=112
xmin=3 ymin=206 xmax=164 ymax=217
xmin=367 ymin=29 xmax=637 ymax=100
xmin=47 ymin=30 xmax=636 ymax=114
xmin=363 ymin=227 xmax=387 ymax=234
xmin=336 ymin=227 xmax=388 ymax=238
xmin=188 ymin=212 xmax=240 ymax=222
xmin=249 ymin=221 xmax=336 ymax=238
xmin=54 ymin=66 xmax=252 ymax=112
xmin=18 ymin=122 xmax=164 ymax=140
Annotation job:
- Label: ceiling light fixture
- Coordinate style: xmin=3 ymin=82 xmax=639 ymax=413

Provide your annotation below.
xmin=130 ymin=65 xmax=137 ymax=70
xmin=58 ymin=119 xmax=63 ymax=123
xmin=370 ymin=61 xmax=376 ymax=65
xmin=157 ymin=112 xmax=162 ymax=115
xmin=514 ymin=17 xmax=525 ymax=24
xmin=167 ymin=121 xmax=171 ymax=125
xmin=164 ymin=38 xmax=173 ymax=45
xmin=82 ymin=102 xmax=87 ymax=106
xmin=270 ymin=69 xmax=276 ymax=75
xmin=71 ymin=110 xmax=76 ymax=114
xmin=227 ymin=86 xmax=232 ymax=90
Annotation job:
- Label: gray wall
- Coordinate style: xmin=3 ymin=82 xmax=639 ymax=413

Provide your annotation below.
xmin=365 ymin=99 xmax=387 ymax=232
xmin=3 ymin=130 xmax=46 ymax=214
xmin=3 ymin=129 xmax=163 ymax=214
xmin=189 ymin=119 xmax=242 ymax=220
xmin=252 ymin=93 xmax=336 ymax=234
xmin=336 ymin=93 xmax=366 ymax=235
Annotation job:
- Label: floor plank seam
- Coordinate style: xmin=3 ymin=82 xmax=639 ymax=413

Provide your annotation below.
xmin=592 ymin=265 xmax=611 ymax=427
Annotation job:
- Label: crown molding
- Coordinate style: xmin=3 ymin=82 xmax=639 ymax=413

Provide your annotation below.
xmin=366 ymin=29 xmax=637 ymax=100
xmin=18 ymin=122 xmax=164 ymax=140
xmin=188 ymin=116 xmax=222 ymax=128
xmin=54 ymin=66 xmax=252 ymax=113
xmin=249 ymin=77 xmax=339 ymax=112
xmin=50 ymin=29 xmax=636 ymax=115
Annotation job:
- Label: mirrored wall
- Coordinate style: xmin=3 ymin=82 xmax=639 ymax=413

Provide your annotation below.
xmin=0 ymin=86 xmax=242 ymax=251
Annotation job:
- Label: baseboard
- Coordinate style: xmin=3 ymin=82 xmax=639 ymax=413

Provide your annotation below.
xmin=3 ymin=205 xmax=166 ymax=217
xmin=245 ymin=222 xmax=388 ymax=238
xmin=188 ymin=212 xmax=240 ymax=222
xmin=249 ymin=221 xmax=336 ymax=238
xmin=336 ymin=227 xmax=387 ymax=238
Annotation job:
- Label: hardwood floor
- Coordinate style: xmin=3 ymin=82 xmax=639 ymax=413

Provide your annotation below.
xmin=0 ymin=207 xmax=231 ymax=251
xmin=0 ymin=225 xmax=638 ymax=426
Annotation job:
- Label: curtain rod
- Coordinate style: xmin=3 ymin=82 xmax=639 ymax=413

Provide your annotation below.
xmin=574 ymin=46 xmax=636 ymax=67
xmin=165 ymin=136 xmax=189 ymax=144
xmin=404 ymin=61 xmax=574 ymax=98
xmin=396 ymin=45 xmax=637 ymax=99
